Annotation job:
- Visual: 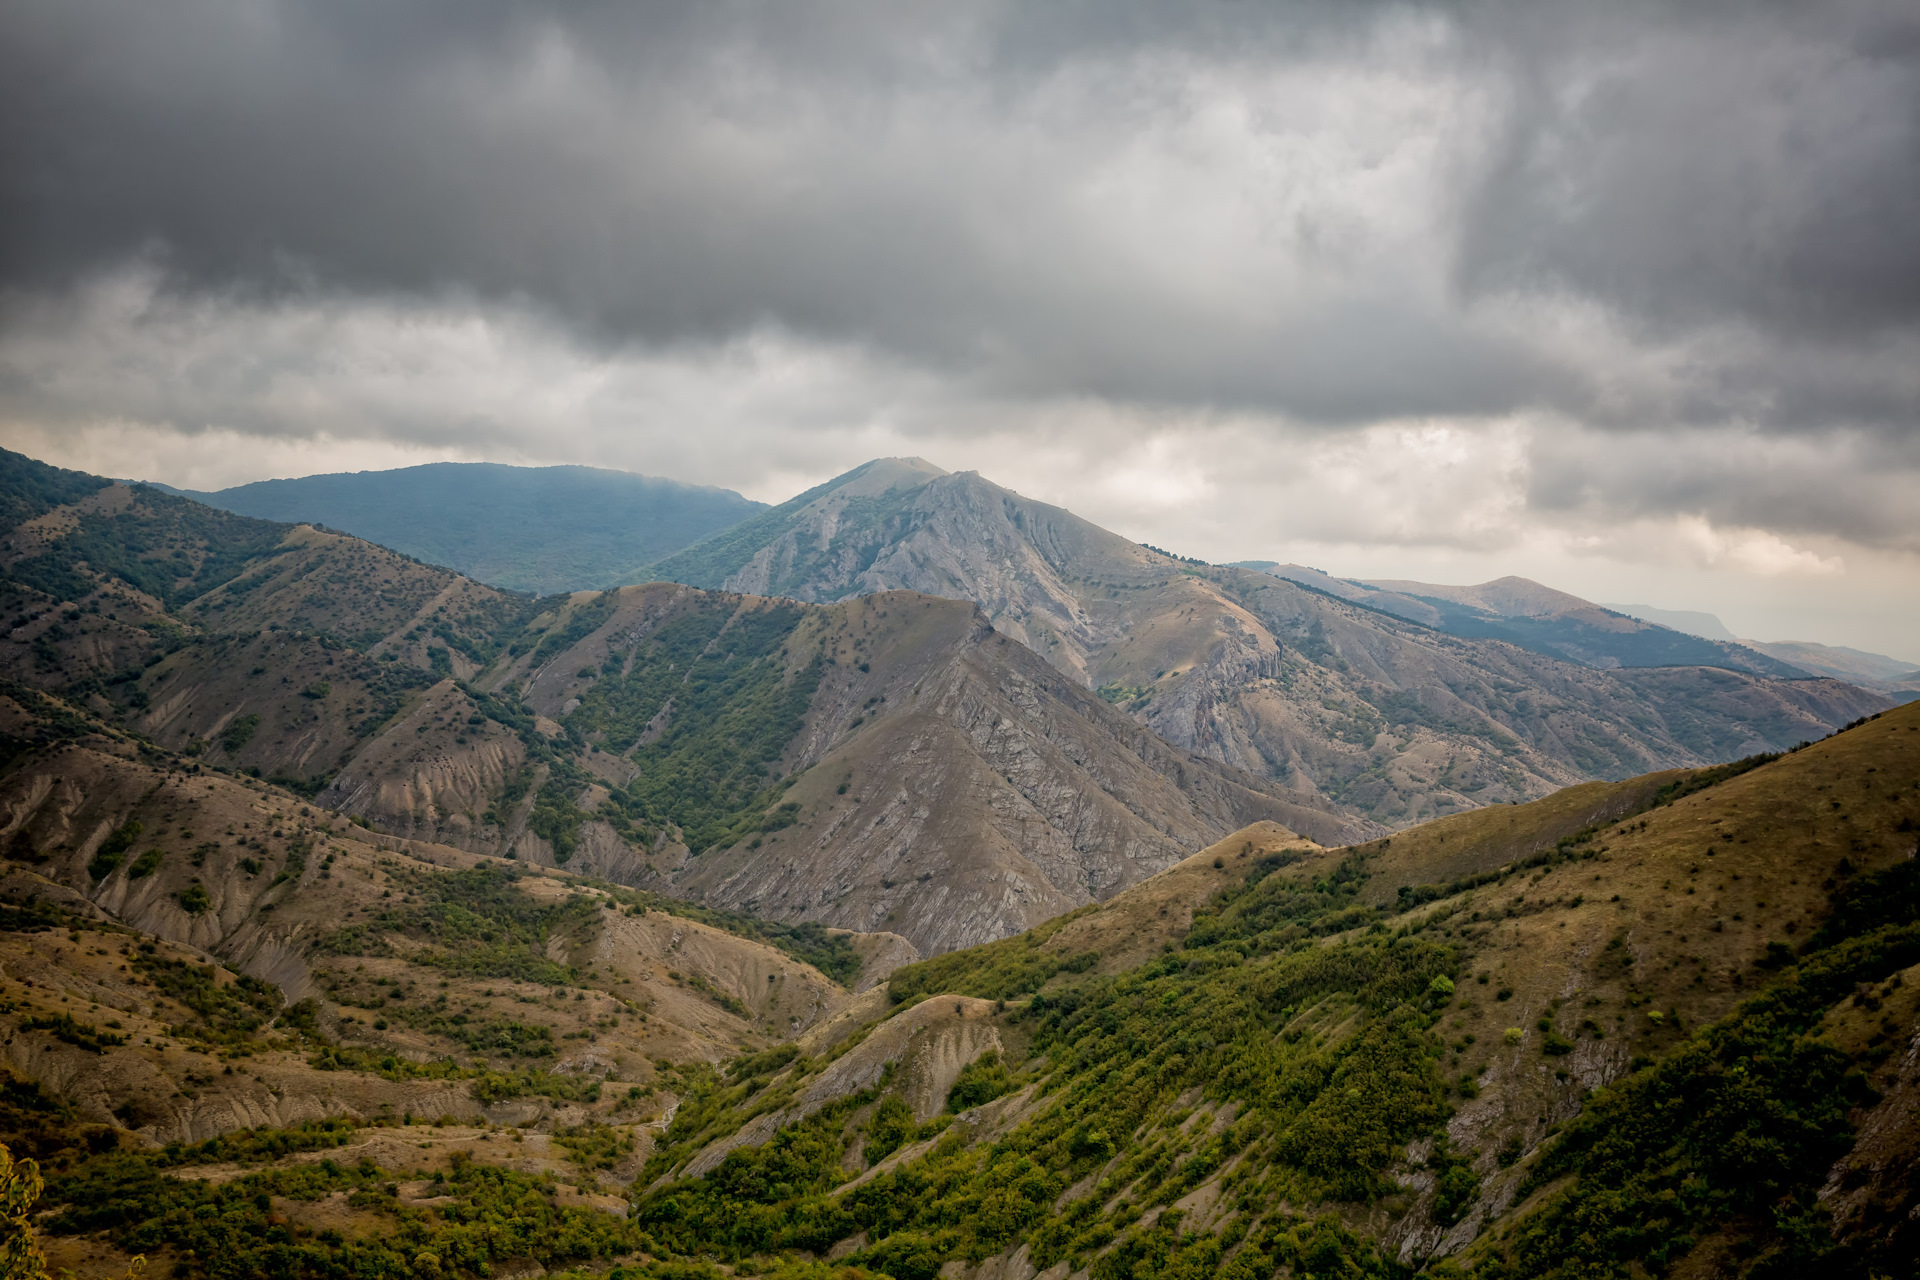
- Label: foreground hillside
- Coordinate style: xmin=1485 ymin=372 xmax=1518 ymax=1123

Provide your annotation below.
xmin=0 ymin=679 xmax=923 ymax=1279
xmin=566 ymin=699 xmax=1920 ymax=1278
xmin=8 ymin=692 xmax=1913 ymax=1278
xmin=643 ymin=458 xmax=1887 ymax=827
xmin=0 ymin=446 xmax=1353 ymax=954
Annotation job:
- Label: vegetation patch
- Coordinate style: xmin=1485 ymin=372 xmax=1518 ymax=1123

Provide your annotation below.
xmin=318 ymin=864 xmax=592 ymax=986
xmin=42 ymin=1141 xmax=651 ymax=1280
xmin=132 ymin=948 xmax=283 ymax=1048
xmin=564 ymin=599 xmax=821 ymax=852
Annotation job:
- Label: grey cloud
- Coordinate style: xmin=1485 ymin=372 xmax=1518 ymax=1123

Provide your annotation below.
xmin=1453 ymin=1 xmax=1920 ymax=342
xmin=1 ymin=0 xmax=1917 ymax=544
xmin=1525 ymin=424 xmax=1920 ymax=552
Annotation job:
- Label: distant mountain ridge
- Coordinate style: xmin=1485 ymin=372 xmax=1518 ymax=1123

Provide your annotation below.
xmin=1603 ymin=602 xmax=1920 ymax=702
xmin=159 ymin=461 xmax=766 ymax=594
xmin=1245 ymin=564 xmax=1802 ymax=676
xmin=1601 ymin=601 xmax=1739 ymax=641
xmin=646 ymin=458 xmax=1888 ymax=827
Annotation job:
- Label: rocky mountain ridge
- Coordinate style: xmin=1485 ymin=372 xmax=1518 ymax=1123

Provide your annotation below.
xmin=646 ymin=457 xmax=1890 ymax=826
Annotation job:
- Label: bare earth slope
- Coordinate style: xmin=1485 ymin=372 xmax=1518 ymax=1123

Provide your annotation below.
xmin=483 ymin=585 xmax=1369 ymax=954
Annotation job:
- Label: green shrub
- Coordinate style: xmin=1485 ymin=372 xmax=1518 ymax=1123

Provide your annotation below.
xmin=946 ymin=1051 xmax=1013 ymax=1113
xmin=87 ymin=820 xmax=142 ymax=880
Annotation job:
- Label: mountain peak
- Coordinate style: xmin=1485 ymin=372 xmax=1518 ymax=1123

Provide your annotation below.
xmin=829 ymin=455 xmax=949 ymax=494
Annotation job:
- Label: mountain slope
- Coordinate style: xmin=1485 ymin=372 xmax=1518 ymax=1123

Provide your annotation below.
xmin=0 ymin=679 xmax=935 ymax=1280
xmin=1601 ymin=600 xmax=1740 ymax=641
xmin=435 ymin=583 xmax=1367 ymax=954
xmin=0 ymin=446 xmax=1350 ymax=956
xmin=167 ymin=461 xmax=765 ymax=594
xmin=1602 ymin=601 xmax=1920 ymax=702
xmin=602 ymin=700 xmax=1920 ymax=1279
xmin=646 ymin=459 xmax=1888 ymax=826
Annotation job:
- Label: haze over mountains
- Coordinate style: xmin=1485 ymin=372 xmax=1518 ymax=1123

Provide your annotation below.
xmin=164 ymin=461 xmax=766 ymax=595
xmin=1604 ymin=602 xmax=1920 ymax=701
xmin=1247 ymin=565 xmax=1804 ymax=677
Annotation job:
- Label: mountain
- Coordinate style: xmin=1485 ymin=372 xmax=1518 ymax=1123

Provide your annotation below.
xmin=161 ymin=461 xmax=766 ymax=594
xmin=1739 ymin=638 xmax=1920 ymax=702
xmin=8 ymin=664 xmax=1914 ymax=1280
xmin=0 ymin=670 xmax=941 ymax=1280
xmin=1252 ymin=565 xmax=1799 ymax=675
xmin=1601 ymin=600 xmax=1740 ymax=641
xmin=1600 ymin=602 xmax=1920 ymax=702
xmin=647 ymin=459 xmax=1888 ymax=826
xmin=0 ymin=446 xmax=1352 ymax=957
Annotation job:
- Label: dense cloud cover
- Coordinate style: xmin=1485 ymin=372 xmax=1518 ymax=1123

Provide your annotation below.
xmin=1 ymin=1 xmax=1916 ymax=648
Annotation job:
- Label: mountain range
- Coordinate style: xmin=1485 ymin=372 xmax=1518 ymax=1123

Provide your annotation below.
xmin=0 ymin=447 xmax=1353 ymax=956
xmin=1603 ymin=602 xmax=1920 ymax=701
xmin=0 ymin=442 xmax=1915 ymax=1278
xmin=1247 ymin=566 xmax=1804 ymax=676
xmin=643 ymin=457 xmax=1886 ymax=826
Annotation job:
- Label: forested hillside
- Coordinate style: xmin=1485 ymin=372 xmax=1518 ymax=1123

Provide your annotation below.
xmin=614 ymin=701 xmax=1920 ymax=1278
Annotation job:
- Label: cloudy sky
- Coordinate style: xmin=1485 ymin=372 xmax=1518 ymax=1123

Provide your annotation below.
xmin=3 ymin=1 xmax=1917 ymax=657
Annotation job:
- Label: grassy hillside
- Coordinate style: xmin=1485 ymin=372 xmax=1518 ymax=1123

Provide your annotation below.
xmin=173 ymin=461 xmax=766 ymax=594
xmin=595 ymin=702 xmax=1920 ymax=1279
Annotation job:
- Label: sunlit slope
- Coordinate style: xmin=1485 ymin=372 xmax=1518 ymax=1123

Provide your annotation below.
xmin=610 ymin=703 xmax=1918 ymax=1278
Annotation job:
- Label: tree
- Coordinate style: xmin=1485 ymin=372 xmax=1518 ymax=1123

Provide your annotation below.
xmin=0 ymin=1140 xmax=47 ymax=1280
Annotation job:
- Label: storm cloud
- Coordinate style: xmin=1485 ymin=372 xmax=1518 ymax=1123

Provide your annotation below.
xmin=1 ymin=0 xmax=1916 ymax=648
